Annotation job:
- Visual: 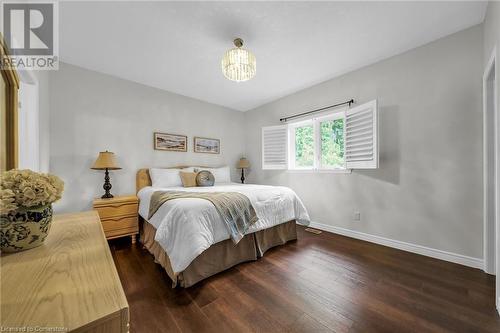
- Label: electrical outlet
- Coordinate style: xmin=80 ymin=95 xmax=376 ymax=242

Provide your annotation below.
xmin=353 ymin=211 xmax=361 ymax=221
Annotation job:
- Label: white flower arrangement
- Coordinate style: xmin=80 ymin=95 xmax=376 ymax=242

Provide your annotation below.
xmin=1 ymin=170 xmax=64 ymax=215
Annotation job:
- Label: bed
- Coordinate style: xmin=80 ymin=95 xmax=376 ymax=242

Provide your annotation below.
xmin=136 ymin=167 xmax=310 ymax=287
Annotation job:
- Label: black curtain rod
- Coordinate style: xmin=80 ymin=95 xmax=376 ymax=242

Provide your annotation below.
xmin=279 ymin=99 xmax=354 ymax=122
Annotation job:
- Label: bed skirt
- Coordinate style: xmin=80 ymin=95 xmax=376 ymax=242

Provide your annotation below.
xmin=141 ymin=220 xmax=297 ymax=287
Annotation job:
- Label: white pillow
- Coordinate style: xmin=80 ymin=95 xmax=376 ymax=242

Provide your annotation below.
xmin=149 ymin=168 xmax=185 ymax=188
xmin=195 ymin=166 xmax=231 ymax=184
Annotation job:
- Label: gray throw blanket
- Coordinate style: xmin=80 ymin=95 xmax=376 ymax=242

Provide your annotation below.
xmin=148 ymin=191 xmax=259 ymax=243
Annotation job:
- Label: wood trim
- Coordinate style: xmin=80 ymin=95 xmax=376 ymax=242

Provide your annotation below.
xmin=0 ymin=34 xmax=20 ymax=171
xmin=0 ymin=36 xmax=20 ymax=87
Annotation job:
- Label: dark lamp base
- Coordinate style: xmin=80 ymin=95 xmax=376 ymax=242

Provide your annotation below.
xmin=240 ymin=168 xmax=246 ymax=184
xmin=101 ymin=168 xmax=114 ymax=199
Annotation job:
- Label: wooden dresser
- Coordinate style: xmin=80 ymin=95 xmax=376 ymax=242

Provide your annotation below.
xmin=0 ymin=211 xmax=129 ymax=333
xmin=93 ymin=195 xmax=139 ymax=243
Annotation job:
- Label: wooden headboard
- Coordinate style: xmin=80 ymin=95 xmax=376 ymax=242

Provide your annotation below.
xmin=136 ymin=166 xmax=216 ymax=193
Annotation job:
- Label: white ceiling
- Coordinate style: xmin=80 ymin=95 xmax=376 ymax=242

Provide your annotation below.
xmin=60 ymin=1 xmax=487 ymax=111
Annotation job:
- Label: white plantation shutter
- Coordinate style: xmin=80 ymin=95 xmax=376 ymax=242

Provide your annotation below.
xmin=345 ymin=100 xmax=378 ymax=169
xmin=262 ymin=125 xmax=288 ymax=169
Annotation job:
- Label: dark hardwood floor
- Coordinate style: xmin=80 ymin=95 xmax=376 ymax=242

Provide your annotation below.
xmin=109 ymin=226 xmax=500 ymax=333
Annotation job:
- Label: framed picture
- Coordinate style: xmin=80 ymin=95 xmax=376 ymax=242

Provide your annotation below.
xmin=154 ymin=132 xmax=187 ymax=152
xmin=194 ymin=137 xmax=220 ymax=154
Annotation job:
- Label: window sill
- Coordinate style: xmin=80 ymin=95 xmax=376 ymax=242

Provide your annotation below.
xmin=287 ymin=169 xmax=352 ymax=174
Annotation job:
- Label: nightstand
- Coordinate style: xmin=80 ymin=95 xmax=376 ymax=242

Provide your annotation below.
xmin=93 ymin=195 xmax=139 ymax=243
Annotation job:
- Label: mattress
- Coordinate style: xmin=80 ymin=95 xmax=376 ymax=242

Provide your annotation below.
xmin=137 ymin=183 xmax=310 ymax=273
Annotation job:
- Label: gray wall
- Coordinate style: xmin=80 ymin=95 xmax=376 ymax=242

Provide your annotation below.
xmin=49 ymin=63 xmax=245 ymax=213
xmin=244 ymin=25 xmax=484 ymax=259
xmin=483 ymin=0 xmax=500 ymax=310
xmin=33 ymin=70 xmax=50 ymax=173
xmin=484 ymin=2 xmax=499 ymax=68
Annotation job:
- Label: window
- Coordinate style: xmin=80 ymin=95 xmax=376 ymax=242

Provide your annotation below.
xmin=262 ymin=100 xmax=378 ymax=172
xmin=320 ymin=115 xmax=344 ymax=169
xmin=289 ymin=120 xmax=315 ymax=169
xmin=289 ymin=112 xmax=346 ymax=170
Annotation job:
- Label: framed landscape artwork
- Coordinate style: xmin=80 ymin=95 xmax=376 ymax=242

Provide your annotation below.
xmin=154 ymin=132 xmax=187 ymax=152
xmin=194 ymin=137 xmax=220 ymax=154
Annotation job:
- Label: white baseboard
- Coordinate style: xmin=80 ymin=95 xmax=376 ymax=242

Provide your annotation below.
xmin=308 ymin=222 xmax=484 ymax=270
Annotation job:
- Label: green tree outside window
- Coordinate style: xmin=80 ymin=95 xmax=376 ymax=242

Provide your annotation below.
xmin=320 ymin=119 xmax=344 ymax=168
xmin=294 ymin=125 xmax=314 ymax=167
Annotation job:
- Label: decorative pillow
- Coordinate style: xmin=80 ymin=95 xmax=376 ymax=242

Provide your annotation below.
xmin=196 ymin=170 xmax=215 ymax=187
xmin=194 ymin=166 xmax=231 ymax=184
xmin=180 ymin=172 xmax=198 ymax=187
xmin=149 ymin=168 xmax=183 ymax=187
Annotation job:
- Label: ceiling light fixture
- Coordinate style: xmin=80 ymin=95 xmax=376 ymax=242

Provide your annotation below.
xmin=221 ymin=38 xmax=256 ymax=82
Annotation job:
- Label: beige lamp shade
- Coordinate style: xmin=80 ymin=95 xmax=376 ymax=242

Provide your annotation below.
xmin=91 ymin=151 xmax=121 ymax=170
xmin=237 ymin=158 xmax=250 ymax=169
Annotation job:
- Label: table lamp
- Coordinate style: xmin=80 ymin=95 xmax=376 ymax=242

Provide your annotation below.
xmin=237 ymin=157 xmax=250 ymax=184
xmin=91 ymin=151 xmax=121 ymax=199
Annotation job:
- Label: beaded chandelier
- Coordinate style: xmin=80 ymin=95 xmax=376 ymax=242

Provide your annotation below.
xmin=221 ymin=38 xmax=256 ymax=82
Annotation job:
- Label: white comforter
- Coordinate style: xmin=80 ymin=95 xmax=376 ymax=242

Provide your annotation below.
xmin=138 ymin=183 xmax=310 ymax=273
